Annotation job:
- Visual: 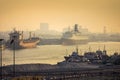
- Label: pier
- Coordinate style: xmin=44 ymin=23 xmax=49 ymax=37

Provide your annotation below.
xmin=1 ymin=67 xmax=120 ymax=80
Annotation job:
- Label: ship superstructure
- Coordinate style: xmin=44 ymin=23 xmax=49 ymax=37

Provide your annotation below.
xmin=61 ymin=24 xmax=89 ymax=45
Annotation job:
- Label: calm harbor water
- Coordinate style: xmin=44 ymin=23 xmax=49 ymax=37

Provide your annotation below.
xmin=2 ymin=42 xmax=120 ymax=66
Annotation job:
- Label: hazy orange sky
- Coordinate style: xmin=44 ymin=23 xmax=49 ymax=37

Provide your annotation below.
xmin=0 ymin=0 xmax=120 ymax=33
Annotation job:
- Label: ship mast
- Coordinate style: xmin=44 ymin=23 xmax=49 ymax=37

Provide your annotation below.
xmin=76 ymin=45 xmax=78 ymax=54
xmin=66 ymin=49 xmax=68 ymax=56
xmin=29 ymin=32 xmax=32 ymax=39
xmin=13 ymin=28 xmax=16 ymax=32
xmin=103 ymin=44 xmax=107 ymax=55
xmin=33 ymin=32 xmax=35 ymax=37
xmin=89 ymin=46 xmax=91 ymax=52
xmin=21 ymin=31 xmax=24 ymax=40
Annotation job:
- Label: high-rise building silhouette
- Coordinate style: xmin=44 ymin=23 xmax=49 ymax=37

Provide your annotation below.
xmin=40 ymin=23 xmax=49 ymax=32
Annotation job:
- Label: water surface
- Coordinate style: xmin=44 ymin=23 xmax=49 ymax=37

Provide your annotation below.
xmin=2 ymin=42 xmax=120 ymax=66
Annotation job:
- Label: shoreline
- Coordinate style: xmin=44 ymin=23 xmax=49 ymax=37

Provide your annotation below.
xmin=1 ymin=63 xmax=120 ymax=80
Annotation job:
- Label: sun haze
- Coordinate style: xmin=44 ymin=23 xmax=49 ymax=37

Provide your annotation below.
xmin=0 ymin=0 xmax=120 ymax=33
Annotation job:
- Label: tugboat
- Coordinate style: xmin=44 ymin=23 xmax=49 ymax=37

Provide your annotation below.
xmin=61 ymin=24 xmax=88 ymax=45
xmin=6 ymin=28 xmax=40 ymax=50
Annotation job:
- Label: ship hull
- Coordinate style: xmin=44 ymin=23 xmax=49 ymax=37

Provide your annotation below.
xmin=7 ymin=39 xmax=40 ymax=50
xmin=20 ymin=40 xmax=40 ymax=48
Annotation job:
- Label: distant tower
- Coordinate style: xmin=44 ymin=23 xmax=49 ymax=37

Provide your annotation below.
xmin=103 ymin=26 xmax=106 ymax=34
xmin=40 ymin=23 xmax=49 ymax=32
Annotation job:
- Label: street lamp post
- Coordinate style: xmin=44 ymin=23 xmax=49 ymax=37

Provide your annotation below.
xmin=13 ymin=39 xmax=15 ymax=77
xmin=10 ymin=36 xmax=16 ymax=77
xmin=0 ymin=39 xmax=4 ymax=80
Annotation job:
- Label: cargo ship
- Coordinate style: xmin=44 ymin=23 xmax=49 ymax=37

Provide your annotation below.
xmin=6 ymin=28 xmax=40 ymax=49
xmin=61 ymin=24 xmax=88 ymax=45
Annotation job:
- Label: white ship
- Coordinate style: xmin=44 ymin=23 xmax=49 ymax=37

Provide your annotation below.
xmin=61 ymin=24 xmax=89 ymax=45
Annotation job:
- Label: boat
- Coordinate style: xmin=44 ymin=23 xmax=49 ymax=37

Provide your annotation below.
xmin=61 ymin=24 xmax=88 ymax=45
xmin=6 ymin=28 xmax=40 ymax=50
xmin=58 ymin=45 xmax=109 ymax=64
xmin=57 ymin=46 xmax=89 ymax=65
xmin=84 ymin=45 xmax=109 ymax=64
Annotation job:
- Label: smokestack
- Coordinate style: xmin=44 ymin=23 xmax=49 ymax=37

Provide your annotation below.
xmin=74 ymin=24 xmax=79 ymax=32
